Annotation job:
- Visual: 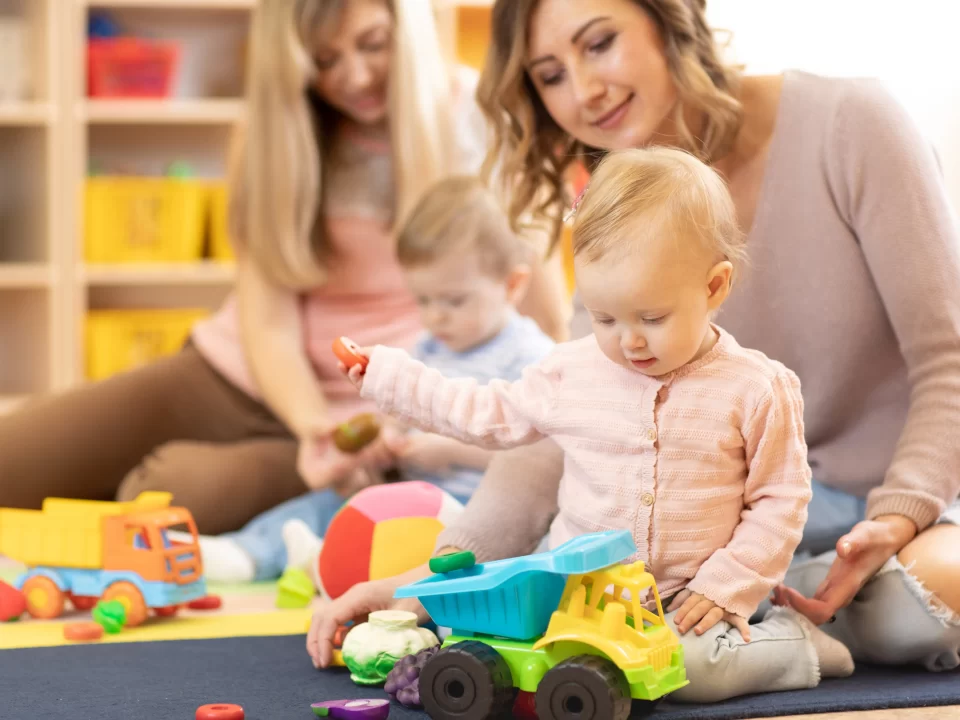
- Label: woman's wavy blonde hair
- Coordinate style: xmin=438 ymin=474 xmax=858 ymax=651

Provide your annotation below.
xmin=478 ymin=0 xmax=743 ymax=253
xmin=228 ymin=0 xmax=455 ymax=290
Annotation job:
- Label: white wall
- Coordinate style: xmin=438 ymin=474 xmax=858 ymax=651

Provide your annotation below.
xmin=705 ymin=0 xmax=960 ymax=213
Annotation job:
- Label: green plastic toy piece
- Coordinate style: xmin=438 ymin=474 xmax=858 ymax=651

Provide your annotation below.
xmin=429 ymin=550 xmax=476 ymax=574
xmin=166 ymin=160 xmax=194 ymax=178
xmin=92 ymin=600 xmax=127 ymax=634
xmin=276 ymin=567 xmax=315 ymax=609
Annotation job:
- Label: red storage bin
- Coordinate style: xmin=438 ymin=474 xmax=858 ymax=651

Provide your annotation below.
xmin=87 ymin=38 xmax=180 ymax=98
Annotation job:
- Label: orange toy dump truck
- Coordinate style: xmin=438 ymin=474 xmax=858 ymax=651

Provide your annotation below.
xmin=0 ymin=491 xmax=205 ymax=625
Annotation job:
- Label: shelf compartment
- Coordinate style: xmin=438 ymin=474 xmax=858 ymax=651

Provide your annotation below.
xmin=0 ymin=289 xmax=50 ymax=394
xmin=0 ymin=126 xmax=49 ymax=262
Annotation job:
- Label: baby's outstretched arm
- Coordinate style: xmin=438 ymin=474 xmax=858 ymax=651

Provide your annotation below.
xmin=335 ymin=337 xmax=558 ymax=451
xmin=684 ymin=370 xmax=813 ymax=621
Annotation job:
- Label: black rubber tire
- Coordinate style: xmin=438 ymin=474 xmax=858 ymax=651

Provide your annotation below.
xmin=419 ymin=640 xmax=515 ymax=719
xmin=535 ymin=655 xmax=631 ymax=720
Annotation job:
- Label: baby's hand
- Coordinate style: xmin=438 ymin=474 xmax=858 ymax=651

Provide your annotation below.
xmin=332 ymin=336 xmax=372 ymax=391
xmin=668 ymin=590 xmax=751 ymax=642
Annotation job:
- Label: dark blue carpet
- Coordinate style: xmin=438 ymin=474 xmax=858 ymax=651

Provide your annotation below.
xmin=0 ymin=634 xmax=957 ymax=719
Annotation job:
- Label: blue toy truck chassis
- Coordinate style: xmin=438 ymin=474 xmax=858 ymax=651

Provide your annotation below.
xmin=17 ymin=567 xmax=207 ymax=608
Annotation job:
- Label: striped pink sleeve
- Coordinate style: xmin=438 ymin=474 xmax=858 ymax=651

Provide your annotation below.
xmin=359 ymin=345 xmax=557 ymax=449
xmin=685 ymin=369 xmax=813 ymax=618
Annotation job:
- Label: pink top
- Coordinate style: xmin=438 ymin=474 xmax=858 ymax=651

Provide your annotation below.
xmin=191 ymin=67 xmax=489 ymax=424
xmin=361 ymin=326 xmax=813 ymax=618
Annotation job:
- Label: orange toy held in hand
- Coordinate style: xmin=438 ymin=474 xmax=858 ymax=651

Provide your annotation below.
xmin=332 ymin=336 xmax=369 ymax=372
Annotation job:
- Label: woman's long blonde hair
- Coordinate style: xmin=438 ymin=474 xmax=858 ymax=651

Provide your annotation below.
xmin=479 ymin=0 xmax=743 ymax=253
xmin=228 ymin=0 xmax=455 ymax=290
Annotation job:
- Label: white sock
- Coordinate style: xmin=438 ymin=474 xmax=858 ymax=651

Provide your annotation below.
xmin=281 ymin=519 xmax=323 ymax=592
xmin=169 ymin=530 xmax=255 ymax=584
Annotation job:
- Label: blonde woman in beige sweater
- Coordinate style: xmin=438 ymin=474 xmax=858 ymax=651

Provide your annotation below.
xmin=308 ymin=0 xmax=960 ymax=692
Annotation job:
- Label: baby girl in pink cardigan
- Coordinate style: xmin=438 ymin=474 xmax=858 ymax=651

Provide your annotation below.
xmin=340 ymin=148 xmax=855 ymax=701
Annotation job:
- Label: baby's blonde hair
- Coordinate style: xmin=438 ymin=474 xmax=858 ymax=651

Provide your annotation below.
xmin=573 ymin=147 xmax=747 ymax=284
xmin=397 ymin=176 xmax=528 ymax=279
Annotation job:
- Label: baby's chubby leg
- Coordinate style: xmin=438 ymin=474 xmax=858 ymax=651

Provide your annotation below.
xmin=668 ymin=606 xmax=853 ymax=704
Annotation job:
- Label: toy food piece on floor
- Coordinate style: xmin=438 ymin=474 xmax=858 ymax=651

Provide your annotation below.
xmin=340 ymin=610 xmax=439 ymax=686
xmin=187 ymin=594 xmax=222 ymax=611
xmin=0 ymin=579 xmax=26 ymax=622
xmin=276 ymin=567 xmax=314 ymax=609
xmin=429 ymin=550 xmax=476 ymax=574
xmin=195 ymin=704 xmax=244 ymax=720
xmin=63 ymin=621 xmax=105 ymax=642
xmin=318 ymin=481 xmax=464 ymax=600
xmin=330 ymin=649 xmax=346 ymax=667
xmin=513 ymin=690 xmax=539 ymax=719
xmin=384 ymin=644 xmax=441 ymax=708
xmin=333 ymin=624 xmax=351 ymax=648
xmin=332 ymin=336 xmax=369 ymax=372
xmin=92 ymin=599 xmax=126 ymax=634
xmin=333 ymin=413 xmax=380 ymax=454
xmin=311 ymin=699 xmax=389 ymax=719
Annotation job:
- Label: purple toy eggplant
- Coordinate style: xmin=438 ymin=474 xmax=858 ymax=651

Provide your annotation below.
xmin=310 ymin=699 xmax=390 ymax=719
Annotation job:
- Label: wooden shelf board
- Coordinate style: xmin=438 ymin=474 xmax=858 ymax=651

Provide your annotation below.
xmin=83 ymin=262 xmax=235 ymax=286
xmin=83 ymin=0 xmax=254 ymax=8
xmin=82 ymin=99 xmax=244 ymax=124
xmin=0 ymin=103 xmax=53 ymax=127
xmin=0 ymin=263 xmax=53 ymax=288
xmin=0 ymin=395 xmax=31 ymax=415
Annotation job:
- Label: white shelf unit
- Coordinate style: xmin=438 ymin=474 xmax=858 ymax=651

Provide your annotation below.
xmin=60 ymin=0 xmax=251 ymax=386
xmin=0 ymin=0 xmax=59 ymax=409
xmin=0 ymin=0 xmax=494 ymax=413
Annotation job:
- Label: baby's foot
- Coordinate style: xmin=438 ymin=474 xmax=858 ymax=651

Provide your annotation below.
xmin=791 ymin=609 xmax=855 ymax=678
xmin=281 ymin=519 xmax=324 ymax=591
xmin=169 ymin=531 xmax=255 ymax=584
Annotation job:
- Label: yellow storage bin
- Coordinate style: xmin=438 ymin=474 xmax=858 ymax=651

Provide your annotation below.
xmin=84 ymin=177 xmax=207 ymax=263
xmin=86 ymin=309 xmax=209 ymax=380
xmin=207 ymin=182 xmax=234 ymax=262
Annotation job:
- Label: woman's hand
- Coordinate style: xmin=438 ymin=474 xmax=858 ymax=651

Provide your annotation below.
xmin=297 ymin=419 xmax=399 ymax=491
xmin=668 ymin=590 xmax=751 ymax=641
xmin=307 ymin=565 xmax=433 ymax=669
xmin=772 ymin=514 xmax=918 ymax=625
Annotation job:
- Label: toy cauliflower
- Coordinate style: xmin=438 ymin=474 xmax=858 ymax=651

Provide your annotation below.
xmin=340 ymin=610 xmax=439 ymax=686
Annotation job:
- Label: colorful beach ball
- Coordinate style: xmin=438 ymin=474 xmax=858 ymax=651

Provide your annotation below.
xmin=318 ymin=481 xmax=464 ymax=599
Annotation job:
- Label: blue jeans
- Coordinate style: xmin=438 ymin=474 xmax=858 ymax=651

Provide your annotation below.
xmin=223 ymin=490 xmax=345 ymax=582
xmin=223 ymin=483 xmax=473 ymax=582
xmin=795 ymin=477 xmax=868 ymax=557
xmin=768 ymin=478 xmax=960 ymax=671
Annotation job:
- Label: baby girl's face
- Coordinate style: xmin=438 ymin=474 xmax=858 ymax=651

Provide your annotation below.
xmin=576 ymin=232 xmax=730 ymax=377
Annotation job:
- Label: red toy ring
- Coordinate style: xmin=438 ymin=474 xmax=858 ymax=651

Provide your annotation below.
xmin=332 ymin=336 xmax=369 ymax=372
xmin=196 ymin=703 xmax=244 ymax=720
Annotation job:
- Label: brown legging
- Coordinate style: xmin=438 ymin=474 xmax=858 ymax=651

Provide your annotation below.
xmin=0 ymin=345 xmax=308 ymax=534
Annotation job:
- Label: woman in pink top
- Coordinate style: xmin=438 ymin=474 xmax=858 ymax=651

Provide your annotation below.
xmin=309 ymin=0 xmax=960 ymax=691
xmin=0 ymin=0 xmax=569 ymax=534
xmin=335 ymin=148 xmax=856 ymax=702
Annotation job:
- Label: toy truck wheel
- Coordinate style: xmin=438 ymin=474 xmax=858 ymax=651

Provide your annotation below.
xmin=102 ymin=581 xmax=149 ymax=627
xmin=535 ymin=656 xmax=631 ymax=720
xmin=22 ymin=576 xmax=65 ymax=620
xmin=420 ymin=641 xmax=515 ymax=720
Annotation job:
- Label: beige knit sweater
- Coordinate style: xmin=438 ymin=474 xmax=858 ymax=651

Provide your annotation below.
xmin=436 ymin=70 xmax=960 ymax=561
